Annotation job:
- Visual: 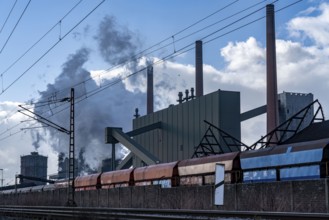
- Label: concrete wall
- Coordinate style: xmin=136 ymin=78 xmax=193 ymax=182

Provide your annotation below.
xmin=1 ymin=179 xmax=328 ymax=213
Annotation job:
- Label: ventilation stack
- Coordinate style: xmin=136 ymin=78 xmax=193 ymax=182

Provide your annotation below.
xmin=195 ymin=40 xmax=203 ymax=97
xmin=147 ymin=65 xmax=154 ymax=114
xmin=266 ymin=4 xmax=279 ymax=140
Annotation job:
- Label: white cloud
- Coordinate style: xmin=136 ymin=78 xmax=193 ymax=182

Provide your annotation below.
xmin=0 ymin=102 xmax=62 ymax=185
xmin=297 ymin=6 xmax=317 ymax=16
xmin=287 ymin=3 xmax=329 ymax=47
xmin=221 ymin=37 xmax=265 ymax=72
xmin=112 ymin=3 xmax=329 ymax=146
xmin=219 ymin=37 xmax=266 ymax=91
xmin=1 ymin=1 xmax=329 ymax=184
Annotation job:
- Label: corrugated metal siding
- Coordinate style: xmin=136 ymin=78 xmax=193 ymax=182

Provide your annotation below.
xmin=182 ymin=101 xmax=189 ymax=160
xmin=177 ymin=103 xmax=184 ymax=160
xmin=132 ymin=90 xmax=240 ymax=165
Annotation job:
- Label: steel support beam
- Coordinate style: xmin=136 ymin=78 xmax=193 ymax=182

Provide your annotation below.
xmin=105 ymin=122 xmax=162 ymax=144
xmin=116 ymin=152 xmax=133 ymax=170
xmin=16 ymin=174 xmax=55 ymax=184
xmin=109 ymin=128 xmax=160 ymax=165
xmin=240 ymin=105 xmax=267 ymax=121
xmin=127 ymin=122 xmax=162 ymax=137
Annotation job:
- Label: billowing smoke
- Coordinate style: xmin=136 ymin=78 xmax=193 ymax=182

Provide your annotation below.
xmin=95 ymin=16 xmax=140 ymax=67
xmin=31 ymin=131 xmax=45 ymax=150
xmin=30 ymin=15 xmax=146 ymax=174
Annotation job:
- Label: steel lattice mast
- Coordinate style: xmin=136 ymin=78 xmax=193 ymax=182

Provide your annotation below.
xmin=67 ymin=88 xmax=76 ymax=206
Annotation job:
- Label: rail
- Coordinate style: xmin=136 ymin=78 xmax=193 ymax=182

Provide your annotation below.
xmin=1 ymin=206 xmax=329 ymax=219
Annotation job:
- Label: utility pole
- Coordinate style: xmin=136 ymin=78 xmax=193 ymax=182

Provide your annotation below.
xmin=0 ymin=169 xmax=3 ymax=187
xmin=18 ymin=88 xmax=76 ymax=206
xmin=66 ymin=88 xmax=76 ymax=206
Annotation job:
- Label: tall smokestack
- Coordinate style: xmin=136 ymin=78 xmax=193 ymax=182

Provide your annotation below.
xmin=266 ymin=4 xmax=279 ymax=139
xmin=147 ymin=65 xmax=154 ymax=114
xmin=195 ymin=40 xmax=203 ymax=97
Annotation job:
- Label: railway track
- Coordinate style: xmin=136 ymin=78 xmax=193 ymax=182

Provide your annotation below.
xmin=0 ymin=206 xmax=329 ymax=219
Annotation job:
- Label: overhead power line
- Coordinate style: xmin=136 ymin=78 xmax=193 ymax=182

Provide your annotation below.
xmin=28 ymin=0 xmax=266 ymax=104
xmin=0 ymin=0 xmax=242 ymax=118
xmin=0 ymin=0 xmax=31 ymax=54
xmin=276 ymin=0 xmax=303 ymax=12
xmin=0 ymin=0 xmax=83 ymax=79
xmin=0 ymin=0 xmax=105 ymax=96
xmin=0 ymin=0 xmax=302 ymax=142
xmin=0 ymin=0 xmax=99 ymax=135
xmin=129 ymin=0 xmax=271 ymax=66
xmin=28 ymin=1 xmax=289 ymax=117
xmin=28 ymin=0 xmax=300 ymax=117
xmin=136 ymin=0 xmax=240 ymax=57
xmin=14 ymin=0 xmax=276 ymax=116
xmin=0 ymin=0 xmax=18 ymax=34
xmin=0 ymin=0 xmax=254 ymax=140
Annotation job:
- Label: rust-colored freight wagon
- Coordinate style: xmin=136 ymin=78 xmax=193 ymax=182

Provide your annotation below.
xmin=101 ymin=168 xmax=134 ymax=188
xmin=134 ymin=162 xmax=179 ymax=188
xmin=178 ymin=152 xmax=241 ymax=186
xmin=74 ymin=173 xmax=101 ymax=191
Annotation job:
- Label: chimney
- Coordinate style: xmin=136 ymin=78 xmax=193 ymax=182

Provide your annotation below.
xmin=195 ymin=40 xmax=203 ymax=97
xmin=147 ymin=65 xmax=154 ymax=114
xmin=266 ymin=4 xmax=279 ymax=139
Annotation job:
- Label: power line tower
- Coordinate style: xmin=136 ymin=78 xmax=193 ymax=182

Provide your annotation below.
xmin=0 ymin=169 xmax=3 ymax=187
xmin=66 ymin=88 xmax=76 ymax=206
xmin=19 ymin=88 xmax=76 ymax=206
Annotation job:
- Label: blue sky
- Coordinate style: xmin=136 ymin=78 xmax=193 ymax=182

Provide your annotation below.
xmin=0 ymin=0 xmax=328 ymax=184
xmin=0 ymin=0 xmax=314 ymax=101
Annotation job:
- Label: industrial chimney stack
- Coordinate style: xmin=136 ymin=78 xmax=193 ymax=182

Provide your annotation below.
xmin=266 ymin=4 xmax=279 ymax=139
xmin=147 ymin=65 xmax=154 ymax=114
xmin=195 ymin=40 xmax=203 ymax=97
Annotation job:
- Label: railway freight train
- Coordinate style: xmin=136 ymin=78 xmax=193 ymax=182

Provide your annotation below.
xmin=1 ymin=137 xmax=329 ymax=194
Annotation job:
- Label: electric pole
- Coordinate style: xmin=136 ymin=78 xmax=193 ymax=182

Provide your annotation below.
xmin=18 ymin=88 xmax=76 ymax=206
xmin=66 ymin=88 xmax=76 ymax=206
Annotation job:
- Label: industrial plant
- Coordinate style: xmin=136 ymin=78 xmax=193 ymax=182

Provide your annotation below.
xmin=1 ymin=3 xmax=329 ymax=218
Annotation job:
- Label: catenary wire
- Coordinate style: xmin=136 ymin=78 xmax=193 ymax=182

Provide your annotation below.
xmin=0 ymin=0 xmax=18 ymax=34
xmin=17 ymin=0 xmax=281 ymax=121
xmin=0 ymin=0 xmax=83 ymax=79
xmin=30 ymin=0 xmax=301 ymax=123
xmin=0 ymin=0 xmax=105 ymax=96
xmin=0 ymin=0 xmax=237 ymax=100
xmin=27 ymin=0 xmax=271 ymax=106
xmin=0 ymin=0 xmax=302 ymax=141
xmin=26 ymin=0 xmax=244 ymax=103
xmin=0 ymin=0 xmax=31 ymax=54
xmin=8 ymin=0 xmax=287 ymax=119
xmin=0 ymin=0 xmax=100 ymax=130
xmin=4 ymin=0 xmax=260 ymax=112
xmin=22 ymin=1 xmax=287 ymax=119
xmin=124 ymin=0 xmax=272 ymax=68
xmin=133 ymin=0 xmax=241 ymax=62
